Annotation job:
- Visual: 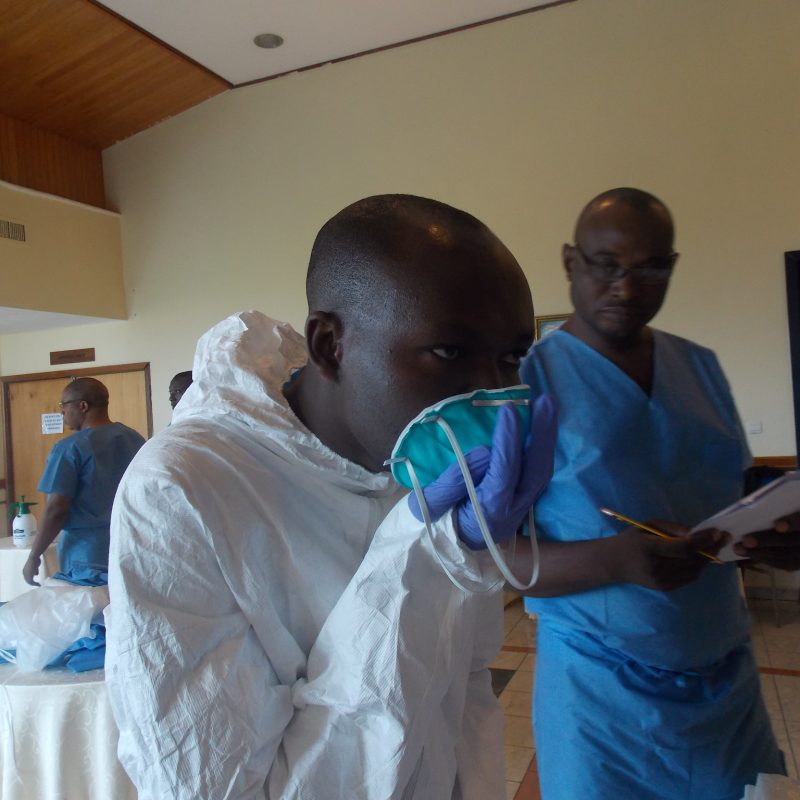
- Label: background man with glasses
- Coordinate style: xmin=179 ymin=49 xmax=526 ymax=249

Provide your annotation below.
xmin=23 ymin=377 xmax=145 ymax=586
xmin=517 ymin=187 xmax=798 ymax=798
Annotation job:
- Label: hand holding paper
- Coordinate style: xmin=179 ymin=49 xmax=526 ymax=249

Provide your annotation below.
xmin=734 ymin=508 xmax=800 ymax=571
xmin=690 ymin=472 xmax=800 ymax=565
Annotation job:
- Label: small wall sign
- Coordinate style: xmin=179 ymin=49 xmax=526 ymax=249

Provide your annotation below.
xmin=41 ymin=413 xmax=64 ymax=434
xmin=49 ymin=348 xmax=96 ymax=365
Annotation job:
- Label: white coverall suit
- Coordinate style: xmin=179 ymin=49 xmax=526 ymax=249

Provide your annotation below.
xmin=106 ymin=311 xmax=506 ymax=800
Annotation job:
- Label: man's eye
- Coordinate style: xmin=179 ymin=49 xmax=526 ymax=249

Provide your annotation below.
xmin=432 ymin=346 xmax=461 ymax=360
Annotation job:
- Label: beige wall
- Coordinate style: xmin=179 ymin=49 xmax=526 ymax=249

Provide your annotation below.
xmin=0 ymin=0 xmax=797 ymax=449
xmin=0 ymin=181 xmax=125 ymax=318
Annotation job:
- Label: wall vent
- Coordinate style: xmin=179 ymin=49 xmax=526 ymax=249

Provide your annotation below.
xmin=0 ymin=218 xmax=26 ymax=242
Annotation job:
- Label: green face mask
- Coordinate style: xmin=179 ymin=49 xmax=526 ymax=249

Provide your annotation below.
xmin=386 ymin=385 xmax=539 ymax=594
xmin=388 ymin=386 xmax=532 ymax=489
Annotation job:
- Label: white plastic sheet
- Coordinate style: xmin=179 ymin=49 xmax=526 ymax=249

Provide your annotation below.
xmin=0 ymin=578 xmax=108 ymax=672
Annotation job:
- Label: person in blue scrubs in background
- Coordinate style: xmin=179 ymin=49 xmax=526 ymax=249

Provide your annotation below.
xmin=23 ymin=377 xmax=145 ymax=585
xmin=518 ymin=188 xmax=799 ymax=799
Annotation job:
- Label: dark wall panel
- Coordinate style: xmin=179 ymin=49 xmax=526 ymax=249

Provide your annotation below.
xmin=0 ymin=112 xmax=105 ymax=208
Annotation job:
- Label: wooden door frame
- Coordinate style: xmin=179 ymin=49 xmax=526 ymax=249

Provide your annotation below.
xmin=1 ymin=362 xmax=152 ymax=505
xmin=786 ymin=251 xmax=800 ymax=463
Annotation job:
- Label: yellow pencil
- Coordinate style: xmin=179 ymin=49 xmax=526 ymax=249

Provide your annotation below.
xmin=600 ymin=507 xmax=722 ymax=563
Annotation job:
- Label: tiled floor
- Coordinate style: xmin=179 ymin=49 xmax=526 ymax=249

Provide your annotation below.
xmin=493 ymin=598 xmax=539 ymax=800
xmin=492 ymin=595 xmax=800 ymax=800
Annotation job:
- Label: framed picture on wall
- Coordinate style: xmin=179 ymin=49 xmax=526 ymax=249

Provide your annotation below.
xmin=535 ymin=314 xmax=569 ymax=340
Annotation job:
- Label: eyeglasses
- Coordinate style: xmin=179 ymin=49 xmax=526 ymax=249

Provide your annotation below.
xmin=574 ymin=244 xmax=678 ymax=285
xmin=58 ymin=399 xmax=85 ymax=410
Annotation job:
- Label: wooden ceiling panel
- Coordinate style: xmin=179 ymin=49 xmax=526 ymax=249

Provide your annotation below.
xmin=0 ymin=0 xmax=231 ymax=149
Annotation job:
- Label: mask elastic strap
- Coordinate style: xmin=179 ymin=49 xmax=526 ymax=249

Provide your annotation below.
xmin=434 ymin=416 xmax=540 ymax=592
xmin=404 ymin=459 xmax=502 ymax=594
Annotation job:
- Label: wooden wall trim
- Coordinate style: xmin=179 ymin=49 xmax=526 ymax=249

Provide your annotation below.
xmin=0 ymin=363 xmax=149 ymax=385
xmin=786 ymin=251 xmax=800 ymax=460
xmin=752 ymin=456 xmax=797 ymax=469
xmin=2 ymin=382 xmax=11 ymax=510
xmin=0 ymin=112 xmax=105 ymax=208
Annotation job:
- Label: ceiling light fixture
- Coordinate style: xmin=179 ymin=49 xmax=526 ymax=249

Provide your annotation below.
xmin=253 ymin=33 xmax=284 ymax=49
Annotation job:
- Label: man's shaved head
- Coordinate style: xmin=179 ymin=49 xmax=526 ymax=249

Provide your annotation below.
xmin=307 ymin=194 xmax=505 ymax=319
xmin=289 ymin=193 xmax=534 ymax=472
xmin=64 ymin=377 xmax=109 ymax=407
xmin=575 ymin=187 xmax=674 ymax=246
xmin=60 ymin=377 xmax=111 ymax=431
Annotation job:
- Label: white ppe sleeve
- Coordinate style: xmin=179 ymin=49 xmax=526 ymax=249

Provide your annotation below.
xmin=451 ymin=631 xmax=505 ymax=799
xmin=107 ymin=473 xmax=291 ymax=800
xmin=268 ymin=502 xmax=505 ymax=800
xmin=109 ymin=478 xmax=503 ymax=800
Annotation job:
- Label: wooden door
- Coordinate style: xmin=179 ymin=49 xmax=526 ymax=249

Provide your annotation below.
xmin=2 ymin=364 xmax=151 ymax=521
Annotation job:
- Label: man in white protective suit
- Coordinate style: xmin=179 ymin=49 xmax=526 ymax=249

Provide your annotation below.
xmin=106 ymin=194 xmax=550 ymax=799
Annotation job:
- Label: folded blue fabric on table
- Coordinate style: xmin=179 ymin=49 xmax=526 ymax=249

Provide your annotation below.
xmin=0 ymin=622 xmax=106 ymax=672
xmin=51 ymin=567 xmax=109 ymax=586
xmin=47 ymin=622 xmax=106 ymax=672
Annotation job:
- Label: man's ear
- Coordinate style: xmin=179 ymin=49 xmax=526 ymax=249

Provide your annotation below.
xmin=562 ymin=243 xmax=576 ymax=282
xmin=305 ymin=311 xmax=344 ymax=381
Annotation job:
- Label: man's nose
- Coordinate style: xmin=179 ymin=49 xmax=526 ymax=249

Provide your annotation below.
xmin=608 ymin=271 xmax=639 ymax=300
xmin=469 ymin=362 xmax=506 ymax=391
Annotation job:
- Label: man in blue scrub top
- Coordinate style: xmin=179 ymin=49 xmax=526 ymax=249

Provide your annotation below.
xmin=519 ymin=188 xmax=798 ymax=800
xmin=23 ymin=377 xmax=145 ymax=585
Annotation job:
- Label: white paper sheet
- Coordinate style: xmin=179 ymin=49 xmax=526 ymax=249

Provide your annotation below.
xmin=691 ymin=472 xmax=800 ymax=562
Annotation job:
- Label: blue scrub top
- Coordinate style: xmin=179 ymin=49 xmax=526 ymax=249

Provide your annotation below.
xmin=38 ymin=422 xmax=145 ymax=572
xmin=521 ymin=330 xmax=784 ymax=799
xmin=522 ymin=330 xmax=752 ymax=671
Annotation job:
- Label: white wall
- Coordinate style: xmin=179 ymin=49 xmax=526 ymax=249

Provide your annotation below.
xmin=0 ymin=0 xmax=798 ymax=446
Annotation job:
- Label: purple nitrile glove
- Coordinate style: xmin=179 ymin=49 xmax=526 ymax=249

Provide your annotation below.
xmin=408 ymin=394 xmax=558 ymax=550
xmin=407 ymin=446 xmax=492 ymax=522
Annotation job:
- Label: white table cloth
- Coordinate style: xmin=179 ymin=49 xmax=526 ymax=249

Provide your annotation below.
xmin=0 ymin=539 xmax=59 ymax=603
xmin=0 ymin=664 xmax=136 ymax=799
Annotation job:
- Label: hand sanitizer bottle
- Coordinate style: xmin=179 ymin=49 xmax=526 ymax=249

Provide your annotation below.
xmin=9 ymin=496 xmax=38 ymax=548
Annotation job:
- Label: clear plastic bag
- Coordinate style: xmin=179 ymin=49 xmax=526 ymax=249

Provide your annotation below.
xmin=0 ymin=578 xmax=109 ymax=672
